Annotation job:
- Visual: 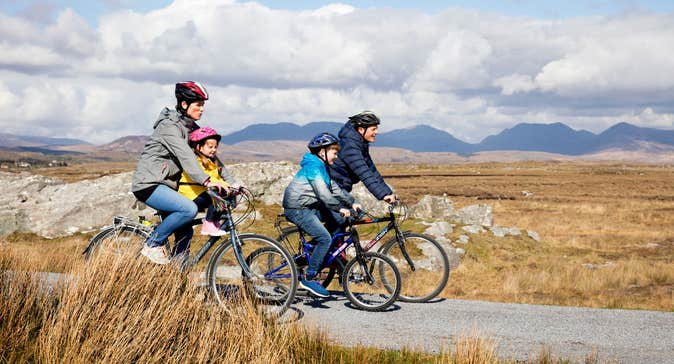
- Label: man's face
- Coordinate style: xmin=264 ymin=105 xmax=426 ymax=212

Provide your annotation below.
xmin=358 ymin=125 xmax=378 ymax=143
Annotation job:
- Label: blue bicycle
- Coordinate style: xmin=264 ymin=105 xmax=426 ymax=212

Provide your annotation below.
xmin=275 ymin=212 xmax=401 ymax=312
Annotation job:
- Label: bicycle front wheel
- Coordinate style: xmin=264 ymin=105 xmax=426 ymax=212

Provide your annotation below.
xmin=84 ymin=224 xmax=149 ymax=261
xmin=206 ymin=233 xmax=298 ymax=318
xmin=342 ymin=252 xmax=400 ymax=312
xmin=379 ymin=232 xmax=450 ymax=302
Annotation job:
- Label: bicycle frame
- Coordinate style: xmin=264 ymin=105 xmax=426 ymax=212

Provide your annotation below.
xmin=351 ymin=206 xmax=417 ymax=272
xmin=185 ymin=205 xmax=255 ymax=277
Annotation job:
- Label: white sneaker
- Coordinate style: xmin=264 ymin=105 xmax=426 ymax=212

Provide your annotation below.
xmin=141 ymin=244 xmax=170 ymax=265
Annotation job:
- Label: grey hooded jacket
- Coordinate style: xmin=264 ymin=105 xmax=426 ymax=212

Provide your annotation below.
xmin=131 ymin=107 xmax=210 ymax=193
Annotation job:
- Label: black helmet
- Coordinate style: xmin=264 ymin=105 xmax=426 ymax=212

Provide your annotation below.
xmin=308 ymin=132 xmax=339 ymax=152
xmin=175 ymin=81 xmax=209 ymax=103
xmin=348 ymin=111 xmax=380 ymax=128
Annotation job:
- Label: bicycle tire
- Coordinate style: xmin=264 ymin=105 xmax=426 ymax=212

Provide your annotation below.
xmin=277 ymin=226 xmax=345 ymax=289
xmin=206 ymin=233 xmax=298 ymax=318
xmin=379 ymin=232 xmax=450 ymax=303
xmin=84 ymin=224 xmax=149 ymax=261
xmin=342 ymin=252 xmax=401 ymax=312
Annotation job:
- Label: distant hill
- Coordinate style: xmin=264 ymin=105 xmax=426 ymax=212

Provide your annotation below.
xmin=376 ymin=125 xmax=474 ymax=153
xmin=99 ymin=135 xmax=149 ymax=154
xmin=477 ymin=122 xmax=597 ymax=155
xmin=594 ymin=122 xmax=674 ymax=150
xmin=220 ymin=121 xmax=342 ymax=144
xmin=0 ymin=133 xmax=88 ymax=148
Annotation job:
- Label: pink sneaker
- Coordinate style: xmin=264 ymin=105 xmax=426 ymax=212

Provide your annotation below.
xmin=201 ymin=220 xmax=227 ymax=236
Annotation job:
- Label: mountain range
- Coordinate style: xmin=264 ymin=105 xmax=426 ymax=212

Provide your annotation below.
xmin=1 ymin=122 xmax=673 ymax=163
xmin=218 ymin=121 xmax=674 ymax=155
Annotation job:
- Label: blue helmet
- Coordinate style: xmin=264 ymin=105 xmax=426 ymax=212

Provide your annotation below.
xmin=308 ymin=132 xmax=339 ymax=152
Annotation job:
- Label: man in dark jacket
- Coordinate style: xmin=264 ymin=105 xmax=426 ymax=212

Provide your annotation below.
xmin=330 ymin=111 xmax=397 ymax=204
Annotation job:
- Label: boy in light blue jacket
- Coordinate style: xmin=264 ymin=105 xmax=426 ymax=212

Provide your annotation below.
xmin=282 ymin=133 xmax=361 ymax=298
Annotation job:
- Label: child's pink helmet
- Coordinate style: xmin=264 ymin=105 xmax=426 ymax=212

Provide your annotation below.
xmin=189 ymin=127 xmax=221 ymax=145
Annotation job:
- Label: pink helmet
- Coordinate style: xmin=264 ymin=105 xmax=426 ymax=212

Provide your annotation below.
xmin=189 ymin=127 xmax=221 ymax=145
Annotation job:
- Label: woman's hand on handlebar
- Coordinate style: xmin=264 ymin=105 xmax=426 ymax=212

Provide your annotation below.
xmin=351 ymin=203 xmax=363 ymax=213
xmin=206 ymin=181 xmax=234 ymax=196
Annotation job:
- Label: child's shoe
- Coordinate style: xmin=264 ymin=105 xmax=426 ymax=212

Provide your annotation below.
xmin=201 ymin=220 xmax=227 ymax=236
xmin=299 ymin=273 xmax=330 ymax=298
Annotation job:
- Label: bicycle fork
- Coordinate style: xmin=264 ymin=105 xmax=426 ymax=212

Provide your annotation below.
xmin=394 ymin=228 xmax=416 ymax=272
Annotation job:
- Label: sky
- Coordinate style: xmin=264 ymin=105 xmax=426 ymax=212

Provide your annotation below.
xmin=1 ymin=0 xmax=673 ymax=144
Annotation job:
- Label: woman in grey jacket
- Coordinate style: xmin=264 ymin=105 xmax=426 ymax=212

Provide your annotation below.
xmin=131 ymin=81 xmax=230 ymax=265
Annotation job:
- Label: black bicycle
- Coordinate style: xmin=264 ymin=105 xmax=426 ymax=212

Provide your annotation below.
xmin=275 ymin=211 xmax=401 ymax=312
xmin=277 ymin=201 xmax=449 ymax=303
xmin=83 ymin=188 xmax=298 ymax=318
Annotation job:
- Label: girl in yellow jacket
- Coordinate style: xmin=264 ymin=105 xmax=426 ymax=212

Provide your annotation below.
xmin=179 ymin=127 xmax=240 ymax=236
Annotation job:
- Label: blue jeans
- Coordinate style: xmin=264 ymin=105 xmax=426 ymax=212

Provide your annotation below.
xmin=284 ymin=208 xmax=335 ymax=275
xmin=144 ymin=185 xmax=198 ymax=258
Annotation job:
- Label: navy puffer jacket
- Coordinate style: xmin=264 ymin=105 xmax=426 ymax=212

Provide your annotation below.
xmin=329 ymin=122 xmax=393 ymax=200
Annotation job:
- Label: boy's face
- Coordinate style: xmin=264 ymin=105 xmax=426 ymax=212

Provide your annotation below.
xmin=197 ymin=138 xmax=219 ymax=158
xmin=357 ymin=125 xmax=378 ymax=143
xmin=324 ymin=148 xmax=339 ymax=165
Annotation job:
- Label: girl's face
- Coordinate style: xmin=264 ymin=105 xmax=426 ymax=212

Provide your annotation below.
xmin=197 ymin=138 xmax=219 ymax=158
xmin=184 ymin=100 xmax=205 ymax=120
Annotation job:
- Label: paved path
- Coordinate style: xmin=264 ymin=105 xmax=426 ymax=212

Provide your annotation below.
xmin=284 ymin=292 xmax=674 ymax=363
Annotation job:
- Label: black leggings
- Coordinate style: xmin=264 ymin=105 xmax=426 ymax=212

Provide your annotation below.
xmin=192 ymin=192 xmax=222 ymax=222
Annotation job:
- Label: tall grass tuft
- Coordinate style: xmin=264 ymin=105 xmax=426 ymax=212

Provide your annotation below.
xmin=0 ymin=250 xmax=58 ymax=362
xmin=38 ymin=251 xmax=298 ymax=362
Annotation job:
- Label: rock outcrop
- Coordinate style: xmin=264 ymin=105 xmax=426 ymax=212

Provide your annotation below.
xmin=0 ymin=161 xmax=510 ymax=241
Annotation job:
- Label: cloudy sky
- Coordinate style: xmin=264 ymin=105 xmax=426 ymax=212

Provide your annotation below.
xmin=1 ymin=0 xmax=673 ymax=144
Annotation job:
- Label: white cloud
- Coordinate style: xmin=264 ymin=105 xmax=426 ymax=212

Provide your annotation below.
xmin=0 ymin=1 xmax=673 ymax=144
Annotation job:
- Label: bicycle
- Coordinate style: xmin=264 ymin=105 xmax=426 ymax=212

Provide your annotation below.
xmin=274 ymin=211 xmax=402 ymax=312
xmin=83 ymin=188 xmax=298 ymax=318
xmin=277 ymin=201 xmax=449 ymax=303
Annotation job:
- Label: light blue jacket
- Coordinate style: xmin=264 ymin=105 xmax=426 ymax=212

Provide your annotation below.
xmin=282 ymin=153 xmax=356 ymax=210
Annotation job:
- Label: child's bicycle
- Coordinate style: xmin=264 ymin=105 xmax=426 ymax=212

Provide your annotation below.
xmin=277 ymin=201 xmax=449 ymax=303
xmin=83 ymin=188 xmax=298 ymax=318
xmin=275 ymin=210 xmax=402 ymax=312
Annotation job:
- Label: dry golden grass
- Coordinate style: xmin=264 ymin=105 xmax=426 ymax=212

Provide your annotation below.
xmin=381 ymin=161 xmax=674 ymax=311
xmin=1 ymin=244 xmax=579 ymax=363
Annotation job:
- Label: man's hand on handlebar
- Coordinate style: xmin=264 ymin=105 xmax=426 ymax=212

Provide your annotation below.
xmin=383 ymin=194 xmax=398 ymax=205
xmin=352 ymin=203 xmax=363 ymax=213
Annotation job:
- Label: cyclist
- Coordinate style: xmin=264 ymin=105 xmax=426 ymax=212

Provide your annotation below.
xmin=329 ymin=111 xmax=397 ymax=204
xmin=179 ymin=126 xmax=241 ymax=238
xmin=282 ymin=132 xmax=362 ymax=298
xmin=131 ymin=81 xmax=230 ymax=265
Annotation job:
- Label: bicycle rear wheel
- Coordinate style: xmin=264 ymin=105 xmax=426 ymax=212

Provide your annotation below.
xmin=206 ymin=233 xmax=297 ymax=318
xmin=84 ymin=224 xmax=149 ymax=261
xmin=379 ymin=232 xmax=450 ymax=302
xmin=342 ymin=252 xmax=400 ymax=312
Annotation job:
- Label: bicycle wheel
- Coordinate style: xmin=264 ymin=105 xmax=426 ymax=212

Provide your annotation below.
xmin=277 ymin=226 xmax=342 ymax=289
xmin=206 ymin=233 xmax=297 ymax=318
xmin=342 ymin=252 xmax=400 ymax=312
xmin=379 ymin=232 xmax=450 ymax=303
xmin=84 ymin=224 xmax=149 ymax=261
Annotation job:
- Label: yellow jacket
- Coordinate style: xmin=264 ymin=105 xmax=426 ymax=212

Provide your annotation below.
xmin=178 ymin=156 xmax=230 ymax=201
